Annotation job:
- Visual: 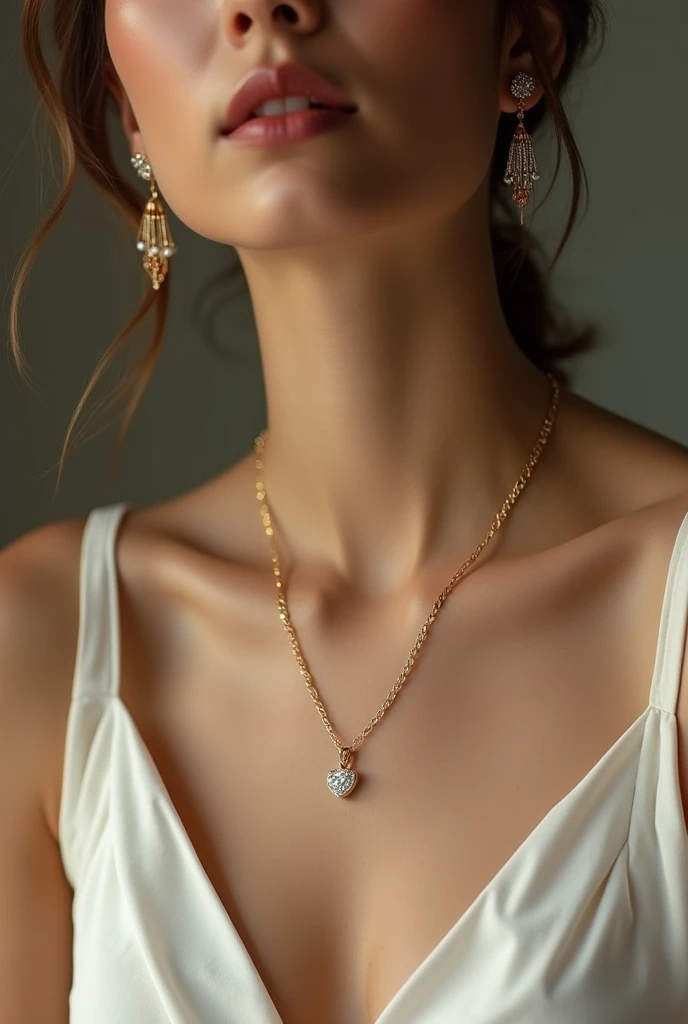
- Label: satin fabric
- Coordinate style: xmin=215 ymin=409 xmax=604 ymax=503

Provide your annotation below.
xmin=59 ymin=503 xmax=688 ymax=1023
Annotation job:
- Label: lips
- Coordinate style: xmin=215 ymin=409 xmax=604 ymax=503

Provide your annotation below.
xmin=220 ymin=61 xmax=358 ymax=135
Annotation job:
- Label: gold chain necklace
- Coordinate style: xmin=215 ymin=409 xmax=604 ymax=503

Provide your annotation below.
xmin=254 ymin=372 xmax=561 ymax=798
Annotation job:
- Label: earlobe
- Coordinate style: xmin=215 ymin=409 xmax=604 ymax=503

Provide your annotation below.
xmin=498 ymin=4 xmax=567 ymax=114
xmin=499 ymin=69 xmax=542 ymax=115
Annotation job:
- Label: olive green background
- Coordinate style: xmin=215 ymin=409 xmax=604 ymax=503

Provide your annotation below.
xmin=1 ymin=0 xmax=686 ymax=546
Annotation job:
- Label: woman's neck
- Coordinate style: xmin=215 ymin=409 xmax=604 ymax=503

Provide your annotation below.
xmin=238 ymin=202 xmax=552 ymax=593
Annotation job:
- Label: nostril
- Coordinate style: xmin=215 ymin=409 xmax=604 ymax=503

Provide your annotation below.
xmin=278 ymin=6 xmax=299 ymax=24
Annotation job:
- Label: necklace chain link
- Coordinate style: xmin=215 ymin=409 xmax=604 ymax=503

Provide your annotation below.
xmin=254 ymin=372 xmax=561 ymax=764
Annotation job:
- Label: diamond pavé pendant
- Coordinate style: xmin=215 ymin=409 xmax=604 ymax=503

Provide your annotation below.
xmin=326 ymin=746 xmax=358 ymax=798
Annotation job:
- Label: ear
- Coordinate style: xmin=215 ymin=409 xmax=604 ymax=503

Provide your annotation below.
xmin=498 ymin=4 xmax=567 ymax=114
xmin=105 ymin=58 xmax=145 ymax=154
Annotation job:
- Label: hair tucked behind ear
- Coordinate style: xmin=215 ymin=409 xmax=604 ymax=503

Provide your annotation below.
xmin=9 ymin=0 xmax=607 ymax=492
xmin=491 ymin=0 xmax=607 ymax=374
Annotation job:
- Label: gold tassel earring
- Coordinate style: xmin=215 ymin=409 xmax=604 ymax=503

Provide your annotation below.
xmin=130 ymin=153 xmax=177 ymax=290
xmin=504 ymin=71 xmax=540 ymax=225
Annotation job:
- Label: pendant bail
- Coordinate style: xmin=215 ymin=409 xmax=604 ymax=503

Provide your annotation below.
xmin=339 ymin=746 xmax=353 ymax=769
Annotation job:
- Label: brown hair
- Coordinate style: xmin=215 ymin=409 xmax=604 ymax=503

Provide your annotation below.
xmin=9 ymin=0 xmax=607 ymax=490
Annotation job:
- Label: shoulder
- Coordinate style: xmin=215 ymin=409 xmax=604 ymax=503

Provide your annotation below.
xmin=557 ymin=387 xmax=688 ymax=513
xmin=655 ymin=490 xmax=688 ymax=839
xmin=657 ymin=494 xmax=688 ymax=817
xmin=557 ymin=389 xmax=688 ymax=663
xmin=558 ymin=389 xmax=688 ymax=823
xmin=0 ymin=518 xmax=87 ymax=1019
xmin=0 ymin=517 xmax=88 ymax=695
xmin=0 ymin=516 xmax=89 ymax=836
xmin=629 ymin=489 xmax=688 ymax=834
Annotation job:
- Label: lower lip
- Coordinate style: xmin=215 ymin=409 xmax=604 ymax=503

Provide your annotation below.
xmin=222 ymin=107 xmax=356 ymax=146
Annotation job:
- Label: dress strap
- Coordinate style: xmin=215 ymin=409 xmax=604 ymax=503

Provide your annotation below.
xmin=71 ymin=502 xmax=130 ymax=701
xmin=649 ymin=508 xmax=688 ymax=714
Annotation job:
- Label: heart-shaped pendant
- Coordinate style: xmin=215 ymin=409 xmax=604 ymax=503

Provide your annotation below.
xmin=327 ymin=767 xmax=358 ymax=798
xmin=327 ymin=746 xmax=358 ymax=797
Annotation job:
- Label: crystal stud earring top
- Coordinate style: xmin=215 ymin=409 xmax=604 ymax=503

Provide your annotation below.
xmin=504 ymin=71 xmax=541 ymax=225
xmin=131 ymin=153 xmax=177 ymax=290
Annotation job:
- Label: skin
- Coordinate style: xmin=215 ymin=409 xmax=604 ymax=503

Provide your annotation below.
xmin=1 ymin=1 xmax=688 ymax=1022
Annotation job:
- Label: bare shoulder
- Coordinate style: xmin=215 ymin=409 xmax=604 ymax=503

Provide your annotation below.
xmin=0 ymin=516 xmax=88 ymax=834
xmin=648 ymin=488 xmax=688 ymax=837
xmin=616 ymin=455 xmax=688 ymax=833
xmin=569 ymin=387 xmax=688 ymax=691
xmin=648 ymin=489 xmax=688 ymax=826
xmin=0 ymin=516 xmax=88 ymax=1021
xmin=585 ymin=385 xmax=688 ymax=704
xmin=555 ymin=387 xmax=688 ymax=821
xmin=559 ymin=387 xmax=688 ymax=512
xmin=0 ymin=516 xmax=87 ymax=711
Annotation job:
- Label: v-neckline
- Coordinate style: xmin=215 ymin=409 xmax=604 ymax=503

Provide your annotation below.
xmin=101 ymin=499 xmax=687 ymax=1023
xmin=112 ymin=693 xmax=652 ymax=1024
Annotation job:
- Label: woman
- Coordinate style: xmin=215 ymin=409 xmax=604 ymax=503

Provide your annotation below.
xmin=2 ymin=0 xmax=687 ymax=1021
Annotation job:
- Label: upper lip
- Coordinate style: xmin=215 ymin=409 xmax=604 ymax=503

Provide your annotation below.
xmin=220 ymin=60 xmax=358 ymax=133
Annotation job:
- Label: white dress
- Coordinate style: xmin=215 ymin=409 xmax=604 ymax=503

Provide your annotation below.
xmin=59 ymin=502 xmax=688 ymax=1023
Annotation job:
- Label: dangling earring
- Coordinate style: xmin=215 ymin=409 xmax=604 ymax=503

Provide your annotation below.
xmin=130 ymin=153 xmax=177 ymax=290
xmin=504 ymin=71 xmax=540 ymax=226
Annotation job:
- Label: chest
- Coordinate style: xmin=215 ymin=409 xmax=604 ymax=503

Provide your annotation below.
xmin=114 ymin=555 xmax=659 ymax=1024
